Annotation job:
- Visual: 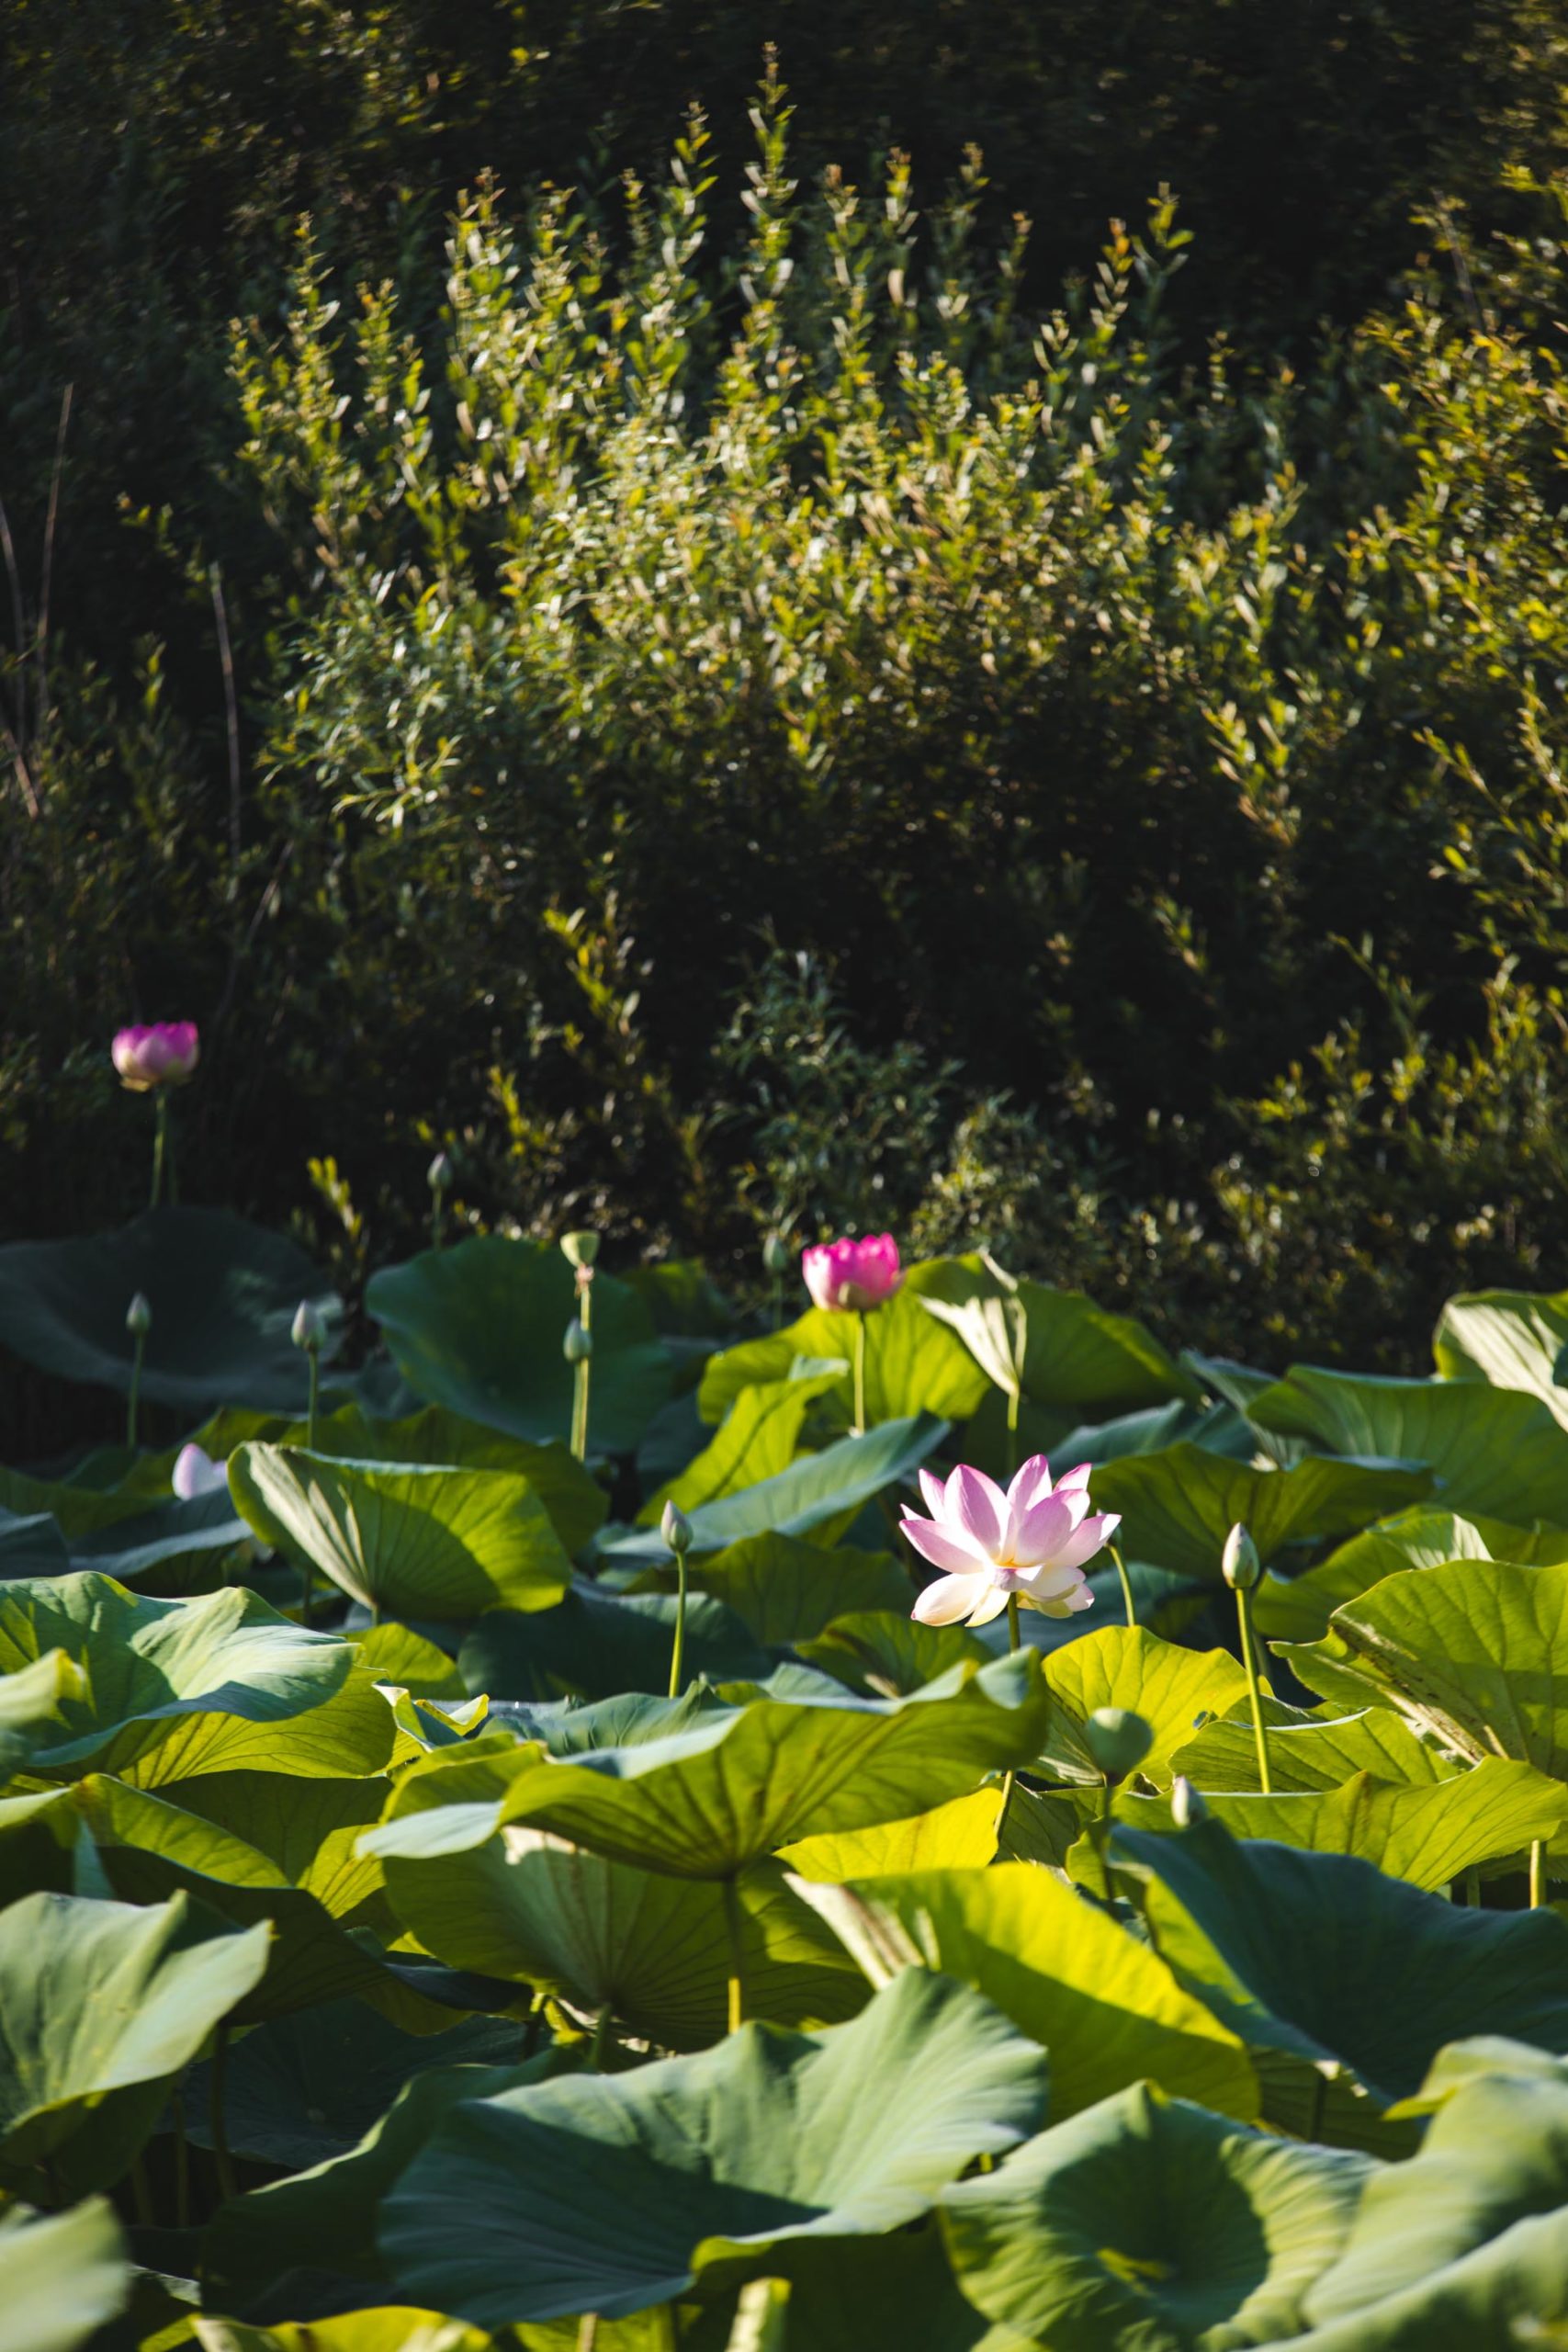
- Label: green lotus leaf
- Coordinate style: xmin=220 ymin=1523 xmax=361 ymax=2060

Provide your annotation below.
xmin=1280 ymin=1559 xmax=1568 ymax=1784
xmin=458 ymin=1584 xmax=770 ymax=1703
xmin=908 ymin=1260 xmax=1199 ymax=1414
xmin=641 ymin=1369 xmax=844 ymax=1520
xmin=0 ymin=1649 xmax=86 ymax=1788
xmin=0 ymin=1575 xmax=394 ymax=1786
xmin=780 ymin=1790 xmax=1002 ymax=1880
xmin=0 ymin=1511 xmax=70 ymax=1580
xmin=162 ymin=1768 xmax=396 ymax=1927
xmin=191 ymin=2311 xmax=494 ymax=2351
xmin=355 ymin=1624 xmax=470 ymax=1702
xmin=0 ymin=1889 xmax=268 ymax=2193
xmin=1108 ymin=1816 xmax=1568 ymax=2105
xmin=379 ymin=1828 xmax=864 ymax=2047
xmin=1037 ymin=1626 xmax=1252 ymax=1785
xmin=940 ymin=2083 xmax=1372 ymax=2351
xmin=1170 ymin=1704 xmax=1448 ymax=1792
xmin=595 ymin=1414 xmax=948 ymax=1564
xmin=228 ymin=1447 xmax=573 ymax=1623
xmin=366 ymin=1238 xmax=671 ymax=1454
xmin=0 ymin=2199 xmax=128 ymax=2352
xmin=697 ymin=1288 xmax=988 ymax=1428
xmin=662 ymin=1532 xmax=911 ymax=1647
xmin=1087 ymin=1445 xmax=1432 ymax=1580
xmin=1249 ymin=1364 xmax=1568 ymax=1524
xmin=0 ymin=1208 xmax=339 ymax=1411
xmin=378 ymin=1972 xmax=1047 ymax=2324
xmin=1433 ymin=1283 xmax=1568 ymax=1422
xmin=1254 ymin=1504 xmax=1568 ymax=1642
xmin=797 ymin=1863 xmax=1258 ymax=2121
xmin=796 ymin=1610 xmax=988 ymax=1697
xmin=1096 ymin=1760 xmax=1568 ymax=1891
xmin=60 ymin=1483 xmax=254 ymax=1594
xmin=364 ymin=1650 xmax=1053 ymax=1880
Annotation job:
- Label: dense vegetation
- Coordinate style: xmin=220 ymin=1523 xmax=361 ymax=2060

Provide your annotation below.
xmin=1 ymin=1204 xmax=1568 ymax=2346
xmin=6 ymin=1 xmax=1568 ymax=1380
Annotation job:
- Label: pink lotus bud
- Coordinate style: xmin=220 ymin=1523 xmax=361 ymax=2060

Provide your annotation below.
xmin=800 ymin=1233 xmax=902 ymax=1314
xmin=112 ymin=1022 xmax=200 ymax=1092
xmin=172 ymin=1442 xmax=228 ymax=1501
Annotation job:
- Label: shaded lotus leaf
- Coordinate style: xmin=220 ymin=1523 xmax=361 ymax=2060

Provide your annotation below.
xmin=0 ymin=1890 xmax=268 ymax=2194
xmin=0 ymin=1649 xmax=86 ymax=1787
xmin=1255 ymin=1506 xmax=1568 ymax=1643
xmin=594 ymin=1414 xmax=948 ymax=1564
xmin=0 ymin=1575 xmax=394 ymax=1786
xmin=1170 ymin=1704 xmax=1448 ymax=1792
xmin=1088 ymin=1446 xmax=1431 ymax=1581
xmin=908 ymin=1260 xmax=1199 ymax=1415
xmin=640 ymin=1532 xmax=910 ymax=1647
xmin=1108 ymin=1816 xmax=1568 ymax=2105
xmin=779 ymin=1790 xmax=1002 ymax=1880
xmin=640 ymin=1370 xmax=844 ymax=1521
xmin=697 ymin=1287 xmax=987 ymax=1428
xmin=1249 ymin=1364 xmax=1568 ymax=1524
xmin=62 ymin=1484 xmax=254 ymax=1594
xmin=1036 ymin=1626 xmax=1251 ymax=1787
xmin=1434 ymin=1284 xmax=1568 ymax=1423
xmin=941 ymin=2083 xmax=1371 ymax=2351
xmin=0 ymin=2199 xmax=128 ymax=2352
xmin=796 ymin=1610 xmax=988 ymax=1697
xmin=364 ymin=1650 xmax=1053 ymax=1880
xmin=379 ymin=1972 xmax=1047 ymax=2324
xmin=0 ymin=1209 xmax=340 ymax=1410
xmin=1094 ymin=1761 xmax=1568 ymax=1891
xmin=1280 ymin=1559 xmax=1568 ymax=1784
xmin=290 ymin=1407 xmax=608 ymax=1556
xmin=800 ymin=1863 xmax=1258 ymax=2122
xmin=458 ymin=1583 xmax=769 ymax=1703
xmin=366 ymin=1238 xmax=671 ymax=1454
xmin=379 ymin=1828 xmax=863 ymax=2047
xmin=0 ymin=1510 xmax=71 ymax=1581
xmin=229 ymin=1448 xmax=572 ymax=1623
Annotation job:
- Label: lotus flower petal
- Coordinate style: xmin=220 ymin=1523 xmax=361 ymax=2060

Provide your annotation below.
xmin=901 ymin=1513 xmax=992 ymax=1577
xmin=911 ymin=1570 xmax=990 ymax=1626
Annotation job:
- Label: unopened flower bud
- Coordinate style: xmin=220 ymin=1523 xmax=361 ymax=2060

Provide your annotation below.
xmin=1083 ymin=1706 xmax=1154 ymax=1782
xmin=427 ymin=1150 xmax=454 ymax=1195
xmin=660 ymin=1500 xmax=694 ymax=1557
xmin=125 ymin=1292 xmax=152 ymax=1339
xmin=291 ymin=1299 xmax=327 ymax=1354
xmin=761 ymin=1234 xmax=791 ymax=1278
xmin=563 ymin=1317 xmax=593 ymax=1364
xmin=1170 ymin=1775 xmax=1210 ymax=1828
xmin=1222 ymin=1522 xmax=1261 ymax=1591
xmin=560 ymin=1231 xmax=600 ymax=1269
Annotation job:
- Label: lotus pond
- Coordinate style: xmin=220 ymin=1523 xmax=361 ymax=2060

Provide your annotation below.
xmin=1 ymin=1204 xmax=1567 ymax=2350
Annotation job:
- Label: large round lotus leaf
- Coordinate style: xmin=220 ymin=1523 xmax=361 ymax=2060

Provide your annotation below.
xmin=795 ymin=1864 xmax=1257 ymax=2122
xmin=0 ymin=1575 xmax=394 ymax=1786
xmin=364 ymin=1650 xmax=1054 ymax=1880
xmin=1087 ymin=1444 xmax=1431 ymax=1581
xmin=0 ymin=1890 xmax=268 ymax=2194
xmin=908 ymin=1261 xmax=1199 ymax=1415
xmin=1433 ymin=1284 xmax=1568 ymax=1423
xmin=697 ymin=1289 xmax=989 ymax=1428
xmin=1170 ymin=1704 xmax=1448 ymax=1793
xmin=1109 ymin=1816 xmax=1568 ymax=2106
xmin=671 ymin=1532 xmax=910 ymax=1647
xmin=1036 ymin=1627 xmax=1250 ymax=1786
xmin=1098 ymin=1762 xmax=1568 ymax=1892
xmin=0 ymin=2199 xmax=127 ymax=2352
xmin=379 ymin=1830 xmax=863 ymax=2047
xmin=780 ymin=1790 xmax=1002 ymax=1881
xmin=192 ymin=2312 xmax=493 ymax=2352
xmin=643 ymin=1369 xmax=844 ymax=1519
xmin=459 ymin=1583 xmax=770 ymax=1702
xmin=797 ymin=1611 xmax=989 ymax=1699
xmin=0 ymin=1650 xmax=85 ymax=1789
xmin=941 ymin=2083 xmax=1372 ymax=2351
xmin=366 ymin=1238 xmax=671 ymax=1454
xmin=228 ymin=1447 xmax=573 ymax=1623
xmin=379 ymin=1971 xmax=1048 ymax=2324
xmin=1249 ymin=1363 xmax=1568 ymax=1525
xmin=1255 ymin=1506 xmax=1568 ymax=1643
xmin=0 ymin=1209 xmax=340 ymax=1410
xmin=0 ymin=1512 xmax=71 ymax=1581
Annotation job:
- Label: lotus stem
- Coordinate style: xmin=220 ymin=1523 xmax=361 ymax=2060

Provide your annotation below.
xmin=1235 ymin=1581 xmax=1273 ymax=1794
xmin=994 ymin=1597 xmax=1022 ymax=1851
xmin=571 ymin=1269 xmax=594 ymax=1461
xmin=1108 ymin=1541 xmax=1136 ymax=1629
xmin=209 ymin=2023 xmax=237 ymax=2204
xmin=523 ymin=1987 xmax=547 ymax=2059
xmin=150 ymin=1091 xmax=169 ymax=1209
xmin=577 ymin=2316 xmax=600 ymax=2352
xmin=851 ymin=1308 xmax=867 ymax=1435
xmin=1004 ymin=1386 xmax=1021 ymax=1479
xmin=1463 ymin=1866 xmax=1481 ymax=1908
xmin=1098 ymin=1775 xmax=1116 ymax=1905
xmin=588 ymin=2003 xmax=612 ymax=2070
xmin=669 ymin=1555 xmax=689 ymax=1699
xmin=127 ymin=1332 xmax=146 ymax=1451
xmin=722 ymin=1874 xmax=747 ymax=2032
xmin=1530 ymin=1839 xmax=1546 ymax=1908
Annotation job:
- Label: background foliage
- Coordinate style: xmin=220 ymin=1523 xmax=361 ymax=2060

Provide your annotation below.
xmin=6 ymin=0 xmax=1568 ymax=1372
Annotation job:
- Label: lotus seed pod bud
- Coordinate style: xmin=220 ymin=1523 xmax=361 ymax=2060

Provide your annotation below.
xmin=126 ymin=1292 xmax=152 ymax=1338
xmin=660 ymin=1500 xmax=694 ymax=1557
xmin=427 ymin=1150 xmax=454 ymax=1195
xmin=291 ymin=1299 xmax=327 ymax=1354
xmin=1222 ymin=1521 xmax=1261 ymax=1591
xmin=560 ymin=1231 xmax=600 ymax=1269
xmin=1083 ymin=1706 xmax=1154 ymax=1782
xmin=1171 ymin=1775 xmax=1210 ymax=1828
xmin=563 ymin=1317 xmax=593 ymax=1364
xmin=761 ymin=1233 xmax=791 ymax=1278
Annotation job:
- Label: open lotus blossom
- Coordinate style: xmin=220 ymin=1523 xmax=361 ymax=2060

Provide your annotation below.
xmin=902 ymin=1456 xmax=1120 ymax=1625
xmin=112 ymin=1021 xmax=200 ymax=1091
xmin=801 ymin=1233 xmax=902 ymax=1313
xmin=172 ymin=1442 xmax=227 ymax=1500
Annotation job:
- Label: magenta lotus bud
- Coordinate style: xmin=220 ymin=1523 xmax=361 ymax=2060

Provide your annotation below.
xmin=125 ymin=1292 xmax=152 ymax=1339
xmin=112 ymin=1022 xmax=199 ymax=1092
xmin=800 ymin=1233 xmax=902 ymax=1314
xmin=291 ymin=1300 xmax=327 ymax=1354
xmin=660 ymin=1499 xmax=694 ymax=1556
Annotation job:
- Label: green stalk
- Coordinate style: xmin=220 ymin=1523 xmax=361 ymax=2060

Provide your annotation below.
xmin=577 ymin=2315 xmax=600 ymax=2352
xmin=1098 ymin=1775 xmax=1116 ymax=1903
xmin=994 ymin=1595 xmax=1021 ymax=1849
xmin=1235 ymin=1582 xmax=1273 ymax=1794
xmin=721 ymin=1873 xmax=747 ymax=2032
xmin=851 ymin=1308 xmax=867 ymax=1435
xmin=1004 ymin=1386 xmax=1021 ymax=1479
xmin=1462 ymin=1865 xmax=1481 ymax=1908
xmin=126 ymin=1329 xmax=147 ymax=1450
xmin=209 ymin=2023 xmax=238 ymax=2205
xmin=151 ymin=1091 xmax=169 ymax=1209
xmin=577 ymin=1270 xmax=594 ymax=1460
xmin=668 ymin=1545 xmax=689 ymax=1700
xmin=1108 ymin=1541 xmax=1136 ymax=1630
xmin=299 ymin=1347 xmax=322 ymax=1627
xmin=1530 ymin=1839 xmax=1546 ymax=1908
xmin=588 ymin=2004 xmax=612 ymax=2070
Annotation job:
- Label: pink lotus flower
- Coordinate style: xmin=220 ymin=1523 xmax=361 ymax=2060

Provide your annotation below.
xmin=801 ymin=1233 xmax=902 ymax=1314
xmin=902 ymin=1456 xmax=1121 ymax=1626
xmin=172 ymin=1442 xmax=227 ymax=1500
xmin=112 ymin=1022 xmax=199 ymax=1092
